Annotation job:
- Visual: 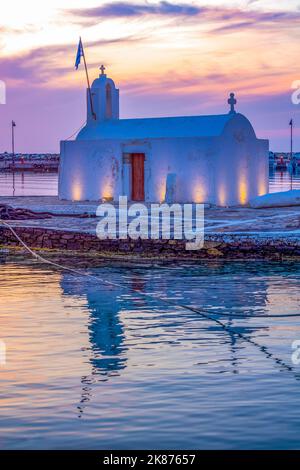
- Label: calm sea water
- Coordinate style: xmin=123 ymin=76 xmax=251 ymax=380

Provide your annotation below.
xmin=0 ymin=257 xmax=300 ymax=449
xmin=0 ymin=169 xmax=299 ymax=197
xmin=269 ymin=169 xmax=300 ymax=193
xmin=0 ymin=172 xmax=58 ymax=196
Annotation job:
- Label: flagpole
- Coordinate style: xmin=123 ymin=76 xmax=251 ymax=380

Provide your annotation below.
xmin=81 ymin=39 xmax=96 ymax=121
xmin=290 ymin=119 xmax=293 ymax=191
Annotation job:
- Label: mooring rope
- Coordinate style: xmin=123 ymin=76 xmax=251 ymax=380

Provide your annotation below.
xmin=0 ymin=218 xmax=297 ymax=373
xmin=0 ymin=219 xmax=299 ymax=319
xmin=64 ymin=121 xmax=86 ymax=141
xmin=0 ymin=219 xmax=121 ymax=288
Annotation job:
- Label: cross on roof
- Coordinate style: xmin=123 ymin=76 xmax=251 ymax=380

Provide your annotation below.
xmin=100 ymin=64 xmax=106 ymax=75
xmin=228 ymin=92 xmax=237 ymax=114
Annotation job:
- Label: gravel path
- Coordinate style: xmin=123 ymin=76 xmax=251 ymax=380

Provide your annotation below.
xmin=0 ymin=196 xmax=299 ymax=237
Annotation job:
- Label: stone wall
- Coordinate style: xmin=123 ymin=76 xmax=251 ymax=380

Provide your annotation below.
xmin=0 ymin=226 xmax=300 ymax=260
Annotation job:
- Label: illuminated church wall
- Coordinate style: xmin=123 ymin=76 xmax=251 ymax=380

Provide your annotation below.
xmin=59 ymin=140 xmax=123 ymax=201
xmin=215 ymin=114 xmax=269 ymax=206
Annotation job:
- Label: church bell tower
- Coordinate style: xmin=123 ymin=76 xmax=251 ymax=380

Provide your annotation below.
xmin=87 ymin=65 xmax=119 ymax=124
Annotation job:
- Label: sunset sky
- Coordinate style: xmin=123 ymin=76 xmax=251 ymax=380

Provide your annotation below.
xmin=0 ymin=0 xmax=300 ymax=152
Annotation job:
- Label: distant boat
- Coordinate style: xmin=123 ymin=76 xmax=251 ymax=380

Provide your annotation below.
xmin=275 ymin=155 xmax=288 ymax=170
xmin=0 ymin=154 xmax=59 ymax=172
xmin=5 ymin=161 xmax=59 ymax=172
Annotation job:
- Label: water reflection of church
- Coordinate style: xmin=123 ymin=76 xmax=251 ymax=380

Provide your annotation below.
xmin=60 ymin=262 xmax=284 ymax=414
xmin=60 ymin=263 xmax=272 ymax=375
xmin=61 ymin=273 xmax=128 ymax=376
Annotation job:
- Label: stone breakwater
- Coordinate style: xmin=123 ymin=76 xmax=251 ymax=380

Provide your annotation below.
xmin=0 ymin=225 xmax=300 ymax=260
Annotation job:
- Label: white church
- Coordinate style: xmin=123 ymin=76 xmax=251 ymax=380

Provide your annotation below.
xmin=59 ymin=67 xmax=269 ymax=206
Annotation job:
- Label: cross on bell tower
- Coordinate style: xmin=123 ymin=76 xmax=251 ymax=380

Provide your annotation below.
xmin=100 ymin=64 xmax=106 ymax=75
xmin=228 ymin=92 xmax=237 ymax=114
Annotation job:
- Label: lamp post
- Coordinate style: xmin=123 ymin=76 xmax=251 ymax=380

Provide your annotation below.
xmin=11 ymin=120 xmax=16 ymax=196
xmin=289 ymin=119 xmax=293 ymax=191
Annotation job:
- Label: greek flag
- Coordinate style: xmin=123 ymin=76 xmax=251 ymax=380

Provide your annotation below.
xmin=75 ymin=38 xmax=84 ymax=70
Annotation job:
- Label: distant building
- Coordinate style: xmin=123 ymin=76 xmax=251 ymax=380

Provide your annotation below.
xmin=59 ymin=68 xmax=269 ymax=206
xmin=269 ymin=152 xmax=300 ymax=170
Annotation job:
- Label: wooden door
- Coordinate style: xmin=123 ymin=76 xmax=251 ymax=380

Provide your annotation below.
xmin=131 ymin=153 xmax=145 ymax=201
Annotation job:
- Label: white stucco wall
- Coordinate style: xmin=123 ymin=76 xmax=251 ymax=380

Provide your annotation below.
xmin=214 ymin=115 xmax=269 ymax=206
xmin=129 ymin=137 xmax=218 ymax=203
xmin=59 ymin=114 xmax=269 ymax=206
xmin=59 ymin=140 xmax=123 ymax=201
xmin=59 ymin=137 xmax=218 ymax=203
